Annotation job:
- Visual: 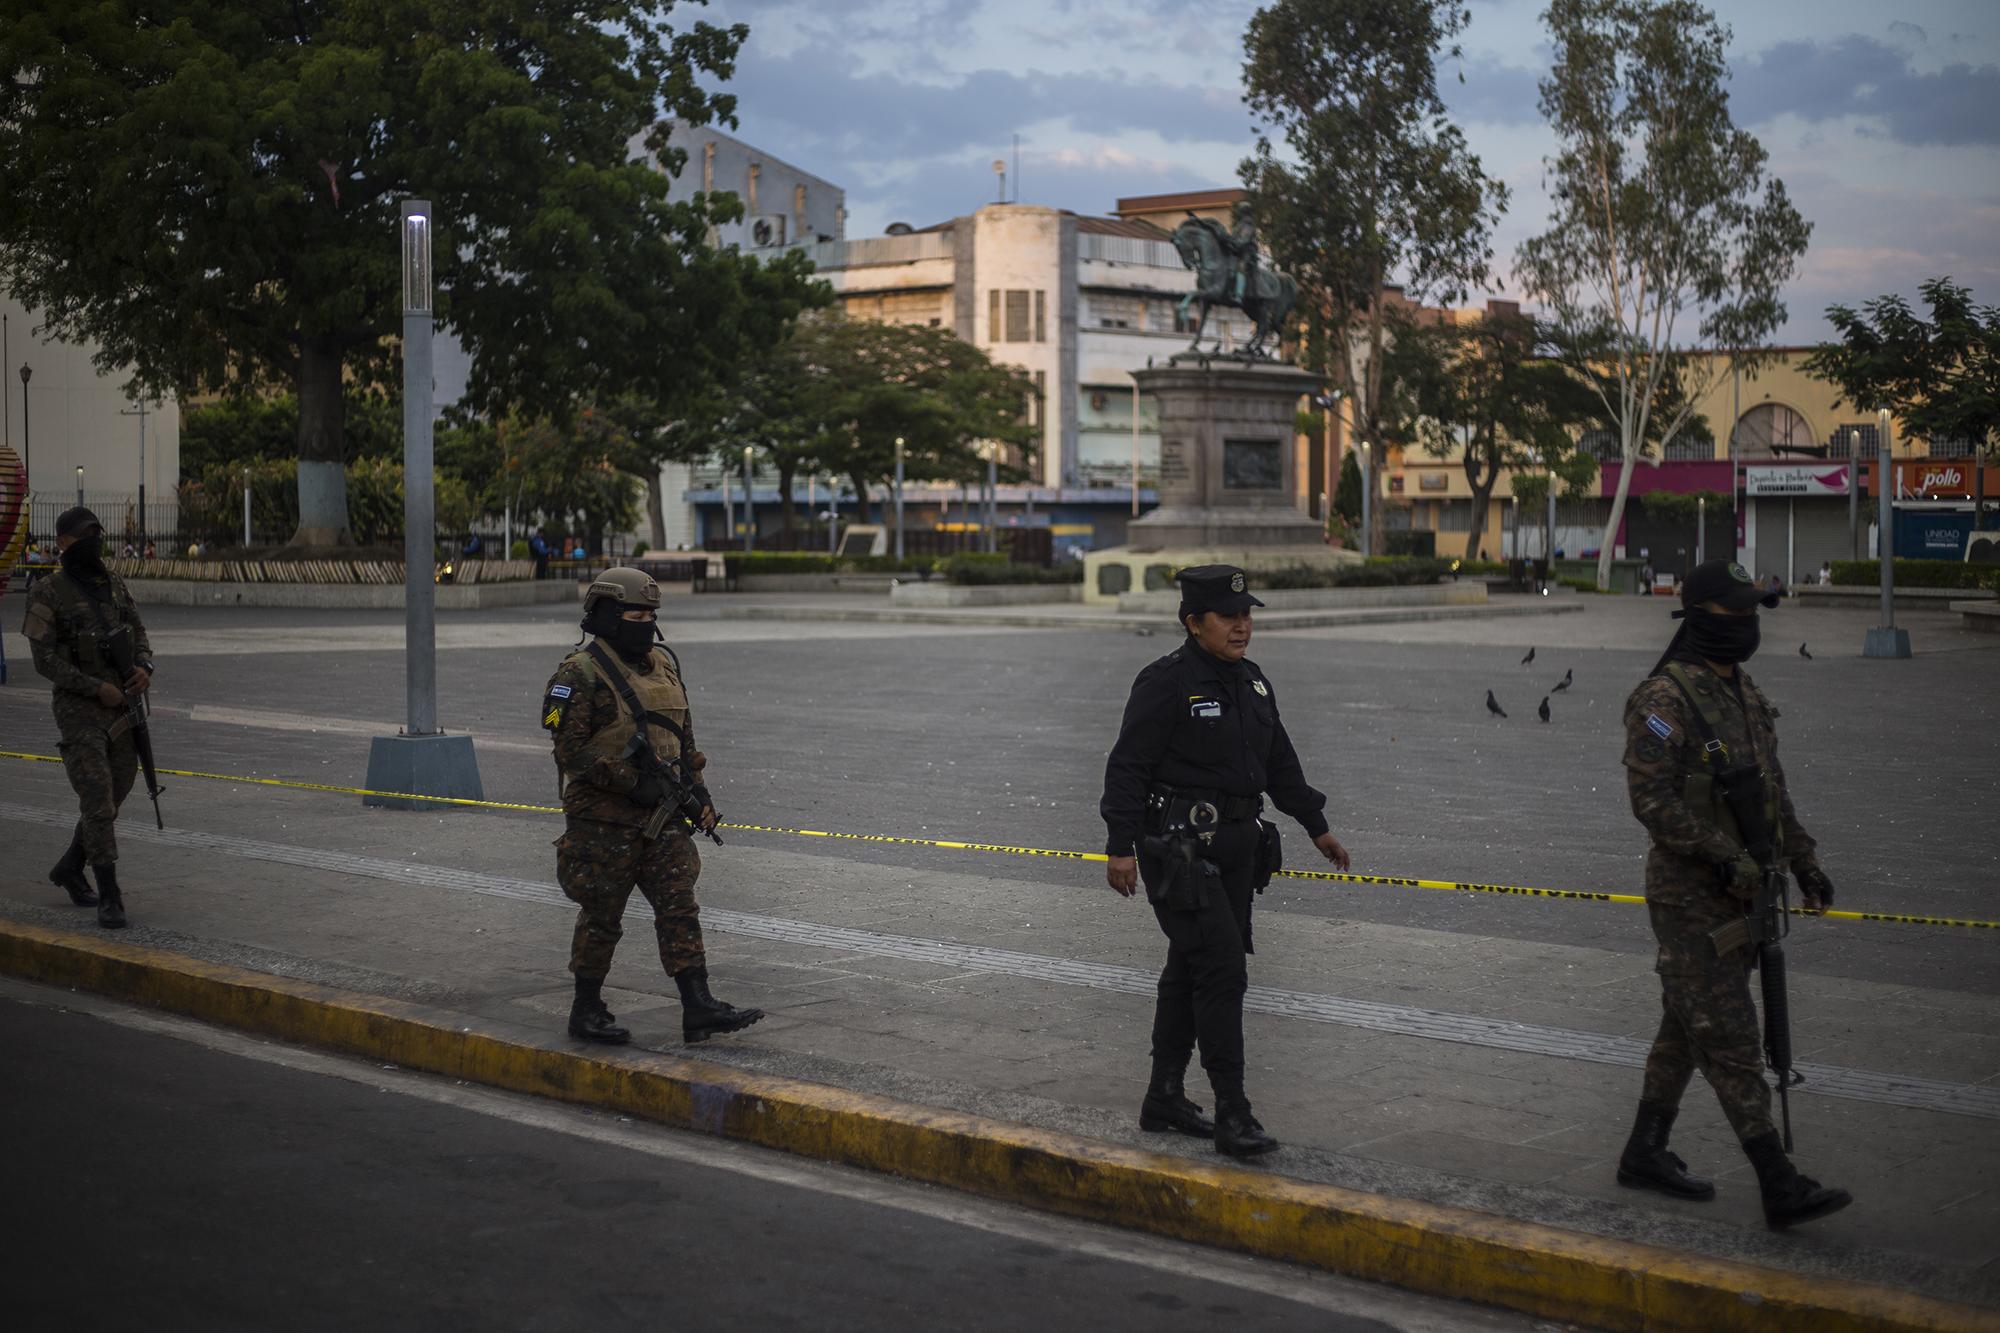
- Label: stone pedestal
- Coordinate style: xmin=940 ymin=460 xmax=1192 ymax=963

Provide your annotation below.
xmin=363 ymin=733 xmax=485 ymax=810
xmin=1084 ymin=359 xmax=1355 ymax=604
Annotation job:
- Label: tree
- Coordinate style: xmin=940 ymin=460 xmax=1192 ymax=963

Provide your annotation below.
xmin=441 ymin=412 xmax=640 ymax=553
xmin=0 ymin=1 xmax=746 ymax=545
xmin=1802 ymin=277 xmax=2000 ymax=518
xmin=181 ymin=391 xmax=402 ymax=474
xmin=1517 ymin=0 xmax=1811 ymax=588
xmin=1389 ymin=309 xmax=1600 ymax=561
xmin=1240 ymin=0 xmax=1508 ymax=556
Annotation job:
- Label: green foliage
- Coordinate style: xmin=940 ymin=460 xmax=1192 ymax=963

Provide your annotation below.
xmin=1517 ymin=0 xmax=1812 ymax=589
xmin=176 ymin=456 xmax=471 ymax=546
xmin=1334 ymin=450 xmax=1363 ymax=524
xmin=1240 ymin=0 xmax=1507 ymax=557
xmin=1638 ymin=488 xmax=1730 ymax=523
xmin=1829 ymin=560 xmax=1999 ymax=591
xmin=444 ymin=413 xmax=641 ymax=548
xmin=0 ymin=1 xmax=759 ymax=540
xmin=1259 ymin=558 xmax=1451 ymax=589
xmin=720 ymin=551 xmax=941 ymax=575
xmin=182 ymin=393 xmax=403 ymax=473
xmin=1802 ymin=278 xmax=2000 ymax=459
xmin=941 ymin=555 xmax=1082 ymax=585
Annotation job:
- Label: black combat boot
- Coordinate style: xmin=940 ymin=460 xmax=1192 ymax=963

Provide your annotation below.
xmin=1214 ymin=1098 xmax=1279 ymax=1158
xmin=49 ymin=831 xmax=97 ymax=906
xmin=93 ymin=862 xmax=126 ymax=929
xmin=674 ymin=967 xmax=765 ymax=1043
xmin=1139 ymin=1062 xmax=1215 ymax=1137
xmin=567 ymin=978 xmax=630 ymax=1045
xmin=1743 ymin=1131 xmax=1852 ymax=1229
xmin=1615 ymin=1101 xmax=1716 ymax=1200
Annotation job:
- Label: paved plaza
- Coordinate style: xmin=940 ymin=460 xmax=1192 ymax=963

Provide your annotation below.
xmin=2 ymin=590 xmax=1996 ymax=1312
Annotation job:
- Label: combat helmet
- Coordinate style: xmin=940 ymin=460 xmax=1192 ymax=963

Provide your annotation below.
xmin=583 ymin=566 xmax=661 ymax=615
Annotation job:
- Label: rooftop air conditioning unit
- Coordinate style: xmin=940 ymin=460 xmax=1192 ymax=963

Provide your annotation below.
xmin=749 ymin=214 xmax=787 ymax=248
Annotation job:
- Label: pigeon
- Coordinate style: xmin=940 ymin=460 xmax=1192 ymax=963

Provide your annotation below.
xmin=1520 ymin=646 xmax=1536 ymax=665
xmin=1798 ymin=643 xmax=1812 ymax=660
xmin=1551 ymin=668 xmax=1574 ymax=693
xmin=1485 ymin=690 xmax=1508 ymax=718
xmin=1538 ymin=696 xmax=1551 ymax=723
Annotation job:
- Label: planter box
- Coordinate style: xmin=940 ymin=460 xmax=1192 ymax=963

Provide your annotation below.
xmin=1951 ymin=600 xmax=2000 ymax=632
xmin=1115 ymin=582 xmax=1485 ymax=615
xmin=890 ymin=582 xmax=1083 ymax=607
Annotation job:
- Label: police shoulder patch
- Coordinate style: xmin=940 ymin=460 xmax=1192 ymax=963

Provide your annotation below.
xmin=1645 ymin=713 xmax=1674 ymax=741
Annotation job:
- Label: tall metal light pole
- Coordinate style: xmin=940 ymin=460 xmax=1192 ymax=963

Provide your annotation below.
xmin=1863 ymin=406 xmax=1911 ymax=658
xmin=893 ymin=436 xmax=906 ymax=560
xmin=18 ymin=363 xmax=30 ymax=507
xmin=365 ymin=198 xmax=484 ymax=807
xmin=74 ymin=465 xmax=84 ymax=506
xmin=121 ymin=399 xmax=150 ymax=549
xmin=985 ymin=443 xmax=999 ymax=554
xmin=1358 ymin=440 xmax=1372 ymax=557
xmin=742 ymin=445 xmax=756 ymax=555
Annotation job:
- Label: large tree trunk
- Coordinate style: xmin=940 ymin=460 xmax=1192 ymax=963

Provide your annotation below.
xmin=292 ymin=335 xmax=352 ymax=547
xmin=1598 ymin=441 xmax=1639 ymax=590
xmin=1463 ymin=443 xmax=1495 ymax=562
xmin=645 ymin=471 xmax=668 ymax=551
xmin=850 ymin=473 xmax=873 ymax=524
xmin=777 ymin=461 xmax=797 ymax=540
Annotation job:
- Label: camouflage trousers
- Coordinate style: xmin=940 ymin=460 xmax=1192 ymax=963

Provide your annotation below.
xmin=556 ymin=819 xmax=706 ymax=981
xmin=1640 ymin=900 xmax=1774 ymax=1142
xmin=57 ymin=721 xmax=138 ymax=865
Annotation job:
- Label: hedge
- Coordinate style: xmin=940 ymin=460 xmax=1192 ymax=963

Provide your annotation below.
xmin=1830 ymin=559 xmax=1999 ymax=591
xmin=1259 ymin=558 xmax=1452 ymax=590
xmin=718 ymin=551 xmax=941 ymax=575
xmin=942 ymin=554 xmax=1082 ymax=585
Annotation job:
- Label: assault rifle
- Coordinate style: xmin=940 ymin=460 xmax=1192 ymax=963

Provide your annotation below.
xmin=1708 ymin=762 xmax=1803 ymax=1150
xmin=622 ymin=732 xmax=721 ymax=846
xmin=101 ymin=622 xmax=164 ymax=830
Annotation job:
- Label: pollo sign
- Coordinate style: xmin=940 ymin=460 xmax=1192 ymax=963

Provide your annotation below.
xmin=1896 ymin=463 xmax=1972 ymax=499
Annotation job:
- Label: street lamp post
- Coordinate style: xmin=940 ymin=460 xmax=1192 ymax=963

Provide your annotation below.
xmin=18 ymin=363 xmax=31 ymax=514
xmin=985 ymin=443 xmax=999 ymax=554
xmin=365 ymin=197 xmax=484 ymax=808
xmin=1358 ymin=440 xmax=1372 ymax=557
xmin=742 ymin=445 xmax=756 ymax=555
xmin=893 ymin=436 xmax=906 ymax=560
xmin=242 ymin=466 xmax=251 ymax=547
xmin=1864 ymin=405 xmax=1912 ymax=657
xmin=74 ymin=465 xmax=83 ymax=506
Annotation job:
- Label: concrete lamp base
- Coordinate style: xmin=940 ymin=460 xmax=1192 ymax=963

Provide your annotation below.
xmin=363 ymin=733 xmax=485 ymax=810
xmin=1862 ymin=626 xmax=1913 ymax=659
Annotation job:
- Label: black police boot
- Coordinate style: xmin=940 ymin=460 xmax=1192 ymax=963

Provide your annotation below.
xmin=1615 ymin=1101 xmax=1715 ymax=1200
xmin=1214 ymin=1098 xmax=1279 ymax=1158
xmin=566 ymin=978 xmax=630 ymax=1045
xmin=49 ymin=831 xmax=97 ymax=906
xmin=1743 ymin=1131 xmax=1852 ymax=1229
xmin=1139 ymin=1063 xmax=1215 ymax=1137
xmin=93 ymin=862 xmax=126 ymax=929
xmin=674 ymin=967 xmax=765 ymax=1043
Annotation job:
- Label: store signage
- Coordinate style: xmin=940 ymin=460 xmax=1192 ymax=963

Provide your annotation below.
xmin=1896 ymin=462 xmax=1973 ymax=498
xmin=1418 ymin=472 xmax=1449 ymax=491
xmin=1743 ymin=464 xmax=1851 ymax=497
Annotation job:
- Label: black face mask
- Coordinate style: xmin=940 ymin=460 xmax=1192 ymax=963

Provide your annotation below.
xmin=605 ymin=615 xmax=658 ymax=662
xmin=1683 ymin=607 xmax=1761 ymax=665
xmin=60 ymin=534 xmax=107 ymax=579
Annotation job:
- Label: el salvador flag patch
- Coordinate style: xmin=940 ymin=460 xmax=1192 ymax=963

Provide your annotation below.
xmin=1645 ymin=713 xmax=1673 ymax=740
xmin=549 ymin=684 xmax=573 ymax=700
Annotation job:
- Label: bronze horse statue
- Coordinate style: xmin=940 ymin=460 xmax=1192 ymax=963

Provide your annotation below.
xmin=1171 ymin=217 xmax=1297 ymax=357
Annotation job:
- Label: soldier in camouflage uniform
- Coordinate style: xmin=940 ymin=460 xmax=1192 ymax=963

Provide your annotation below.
xmin=23 ymin=508 xmax=154 ymax=929
xmin=542 ymin=567 xmax=763 ymax=1045
xmin=1618 ymin=559 xmax=1850 ymax=1229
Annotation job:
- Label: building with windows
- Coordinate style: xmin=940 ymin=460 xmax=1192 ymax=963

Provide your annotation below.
xmin=692 ymin=191 xmax=1265 ymax=556
xmin=1389 ymin=342 xmax=1996 ymax=580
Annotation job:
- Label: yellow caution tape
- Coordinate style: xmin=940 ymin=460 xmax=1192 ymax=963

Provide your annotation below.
xmin=2 ymin=749 xmax=1992 ymax=931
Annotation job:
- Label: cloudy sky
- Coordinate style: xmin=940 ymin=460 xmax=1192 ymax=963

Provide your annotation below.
xmin=699 ymin=0 xmax=2000 ymax=344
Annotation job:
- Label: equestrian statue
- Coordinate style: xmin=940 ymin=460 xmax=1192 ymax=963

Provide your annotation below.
xmin=1170 ymin=204 xmax=1297 ymax=359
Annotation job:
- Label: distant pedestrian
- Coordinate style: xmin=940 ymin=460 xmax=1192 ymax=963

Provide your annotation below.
xmin=1816 ymin=562 xmax=1832 ymax=586
xmin=1099 ymin=565 xmax=1351 ymax=1158
xmin=462 ymin=533 xmax=484 ymax=559
xmin=1617 ymin=559 xmax=1849 ymax=1229
xmin=541 ymin=567 xmax=763 ymax=1046
xmin=529 ymin=528 xmax=550 ymax=579
xmin=23 ymin=508 xmax=155 ymax=928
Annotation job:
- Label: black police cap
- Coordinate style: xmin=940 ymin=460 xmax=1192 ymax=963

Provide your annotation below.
xmin=55 ymin=506 xmax=102 ymax=539
xmin=1176 ymin=564 xmax=1264 ymax=615
xmin=1678 ymin=558 xmax=1781 ymax=612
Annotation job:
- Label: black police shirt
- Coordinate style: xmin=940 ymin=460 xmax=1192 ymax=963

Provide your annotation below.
xmin=1099 ymin=636 xmax=1329 ymax=857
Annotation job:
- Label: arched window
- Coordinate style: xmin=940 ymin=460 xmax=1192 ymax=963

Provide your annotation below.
xmin=1730 ymin=403 xmax=1816 ymax=459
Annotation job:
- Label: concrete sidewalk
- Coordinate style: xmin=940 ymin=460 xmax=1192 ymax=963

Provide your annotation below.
xmin=1 ymin=770 xmax=1995 ymax=1323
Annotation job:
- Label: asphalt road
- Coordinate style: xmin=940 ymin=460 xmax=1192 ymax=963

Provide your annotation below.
xmin=0 ymin=982 xmax=1563 ymax=1333
xmin=2 ymin=592 xmax=1994 ymax=993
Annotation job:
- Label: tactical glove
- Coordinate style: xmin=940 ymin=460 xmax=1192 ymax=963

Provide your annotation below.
xmin=1716 ymin=854 xmax=1762 ymax=900
xmin=1796 ymin=865 xmax=1835 ymax=910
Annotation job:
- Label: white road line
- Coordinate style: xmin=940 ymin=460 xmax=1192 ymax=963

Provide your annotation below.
xmin=2 ymin=799 xmax=1991 ymax=1123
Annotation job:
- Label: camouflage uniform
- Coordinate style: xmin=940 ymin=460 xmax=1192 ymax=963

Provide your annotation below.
xmin=24 ymin=569 xmax=151 ymax=866
xmin=1622 ymin=659 xmax=1820 ymax=1142
xmin=543 ymin=645 xmax=706 ymax=981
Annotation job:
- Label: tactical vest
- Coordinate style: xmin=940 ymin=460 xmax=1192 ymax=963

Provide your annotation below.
xmin=552 ymin=643 xmax=691 ymax=781
xmin=1660 ymin=661 xmax=1782 ymax=860
xmin=43 ymin=570 xmax=121 ymax=675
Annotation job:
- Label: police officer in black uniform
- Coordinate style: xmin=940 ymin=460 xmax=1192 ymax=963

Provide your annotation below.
xmin=1100 ymin=565 xmax=1350 ymax=1157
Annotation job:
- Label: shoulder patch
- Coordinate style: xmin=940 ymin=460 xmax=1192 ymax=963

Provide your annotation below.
xmin=1250 ymin=679 xmax=1269 ymax=697
xmin=548 ymin=683 xmax=573 ymax=700
xmin=22 ymin=601 xmax=53 ymax=642
xmin=1645 ymin=713 xmax=1674 ymax=741
xmin=1636 ymin=736 xmax=1666 ymax=762
xmin=542 ymin=705 xmax=563 ymax=729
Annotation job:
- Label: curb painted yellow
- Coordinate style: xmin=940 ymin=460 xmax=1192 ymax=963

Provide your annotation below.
xmin=2 ymin=919 xmax=1992 ymax=1333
